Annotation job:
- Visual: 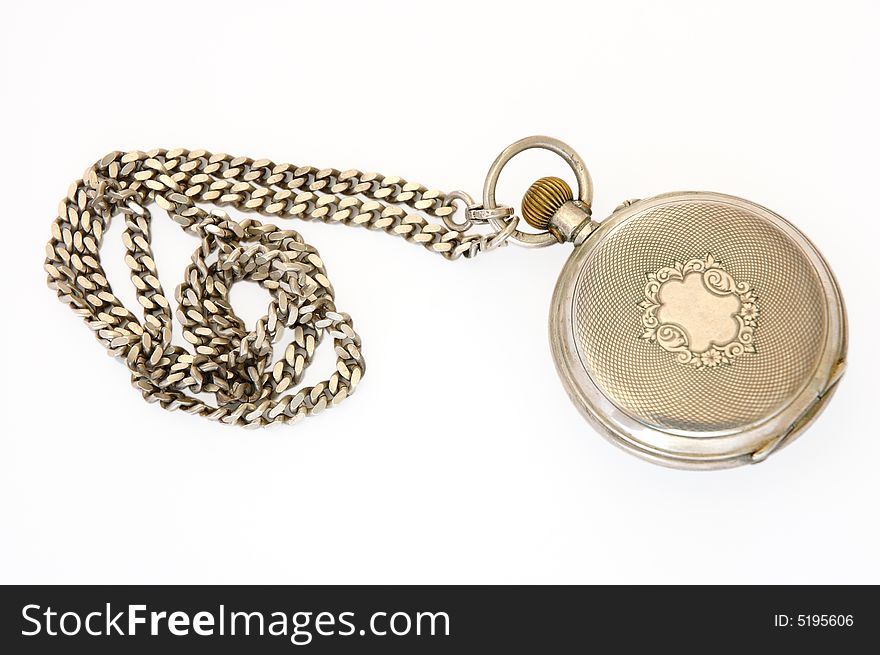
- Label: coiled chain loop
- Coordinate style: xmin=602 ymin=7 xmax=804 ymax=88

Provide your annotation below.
xmin=45 ymin=148 xmax=508 ymax=426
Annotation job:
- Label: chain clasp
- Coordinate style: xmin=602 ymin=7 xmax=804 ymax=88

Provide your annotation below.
xmin=441 ymin=189 xmax=515 ymax=233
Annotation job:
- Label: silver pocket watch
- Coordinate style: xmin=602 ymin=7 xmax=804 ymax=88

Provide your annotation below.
xmin=45 ymin=136 xmax=846 ymax=468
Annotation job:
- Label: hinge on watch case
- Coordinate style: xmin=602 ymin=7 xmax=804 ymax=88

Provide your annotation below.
xmin=751 ymin=358 xmax=847 ymax=463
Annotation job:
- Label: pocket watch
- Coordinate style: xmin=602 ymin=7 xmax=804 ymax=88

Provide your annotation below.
xmin=45 ymin=136 xmax=846 ymax=468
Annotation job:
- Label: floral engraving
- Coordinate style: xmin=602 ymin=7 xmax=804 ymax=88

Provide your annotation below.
xmin=639 ymin=254 xmax=758 ymax=369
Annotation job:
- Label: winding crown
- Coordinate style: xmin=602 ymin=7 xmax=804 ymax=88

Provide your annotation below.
xmin=521 ymin=176 xmax=574 ymax=230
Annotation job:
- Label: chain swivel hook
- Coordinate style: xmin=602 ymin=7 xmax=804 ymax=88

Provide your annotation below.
xmin=441 ymin=190 xmax=514 ymax=233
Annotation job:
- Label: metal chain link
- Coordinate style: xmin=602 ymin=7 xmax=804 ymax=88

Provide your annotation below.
xmin=44 ymin=148 xmax=516 ymax=427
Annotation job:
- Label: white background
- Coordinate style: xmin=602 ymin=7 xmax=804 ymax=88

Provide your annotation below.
xmin=2 ymin=0 xmax=878 ymax=584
